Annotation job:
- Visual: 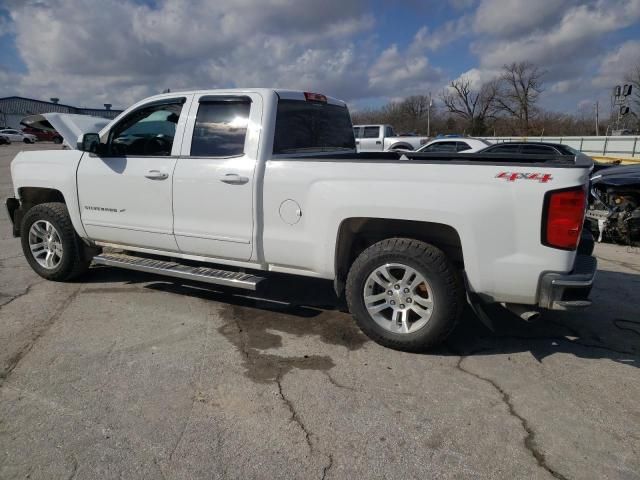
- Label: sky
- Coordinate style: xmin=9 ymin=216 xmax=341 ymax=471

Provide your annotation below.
xmin=0 ymin=0 xmax=639 ymax=114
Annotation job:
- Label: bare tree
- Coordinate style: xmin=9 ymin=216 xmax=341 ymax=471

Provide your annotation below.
xmin=440 ymin=76 xmax=499 ymax=135
xmin=496 ymin=61 xmax=545 ymax=135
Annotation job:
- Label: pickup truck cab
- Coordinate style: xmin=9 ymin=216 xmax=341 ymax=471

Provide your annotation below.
xmin=353 ymin=124 xmax=429 ymax=152
xmin=7 ymin=89 xmax=597 ymax=352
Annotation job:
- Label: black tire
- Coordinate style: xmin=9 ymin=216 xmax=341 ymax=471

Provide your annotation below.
xmin=20 ymin=202 xmax=94 ymax=281
xmin=23 ymin=138 xmax=31 ymax=143
xmin=346 ymin=238 xmax=463 ymax=352
xmin=53 ymin=136 xmax=63 ymax=144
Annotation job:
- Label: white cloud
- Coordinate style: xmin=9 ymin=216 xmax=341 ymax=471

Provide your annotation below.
xmin=475 ymin=1 xmax=640 ymax=69
xmin=2 ymin=0 xmax=380 ymax=107
xmin=449 ymin=67 xmax=499 ymax=90
xmin=1 ymin=0 xmax=639 ymax=114
xmin=592 ymin=39 xmax=640 ymax=88
xmin=473 ymin=0 xmax=576 ymax=38
xmin=410 ymin=16 xmax=472 ymax=53
xmin=466 ymin=0 xmax=640 ymax=109
xmin=368 ymin=44 xmax=443 ymax=97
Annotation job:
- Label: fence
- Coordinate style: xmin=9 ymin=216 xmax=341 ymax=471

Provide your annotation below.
xmin=479 ymin=136 xmax=640 ymax=159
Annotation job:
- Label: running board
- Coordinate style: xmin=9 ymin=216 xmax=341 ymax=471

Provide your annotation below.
xmin=92 ymin=252 xmax=265 ymax=290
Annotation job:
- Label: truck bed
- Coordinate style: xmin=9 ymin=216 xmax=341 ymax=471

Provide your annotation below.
xmin=276 ymin=151 xmax=593 ymax=168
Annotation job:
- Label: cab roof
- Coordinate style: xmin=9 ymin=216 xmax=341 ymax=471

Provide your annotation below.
xmin=135 ymin=88 xmax=347 ymax=107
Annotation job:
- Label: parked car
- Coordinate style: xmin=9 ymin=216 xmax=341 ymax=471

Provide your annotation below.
xmin=353 ymin=124 xmax=429 ymax=151
xmin=21 ymin=126 xmax=63 ymax=144
xmin=7 ymin=88 xmax=596 ymax=352
xmin=416 ymin=137 xmax=490 ymax=153
xmin=0 ymin=134 xmax=10 ymax=145
xmin=0 ymin=128 xmax=37 ymax=143
xmin=478 ymin=141 xmax=613 ymax=172
xmin=479 ymin=141 xmax=579 ymax=155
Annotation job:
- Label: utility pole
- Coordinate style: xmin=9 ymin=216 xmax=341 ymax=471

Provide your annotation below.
xmin=427 ymin=92 xmax=432 ymax=137
xmin=595 ymin=101 xmax=599 ymax=136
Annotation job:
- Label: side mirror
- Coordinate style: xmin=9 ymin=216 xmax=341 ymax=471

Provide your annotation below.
xmin=77 ymin=133 xmax=100 ymax=153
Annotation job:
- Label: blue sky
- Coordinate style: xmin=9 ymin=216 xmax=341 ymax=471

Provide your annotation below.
xmin=0 ymin=0 xmax=639 ymax=114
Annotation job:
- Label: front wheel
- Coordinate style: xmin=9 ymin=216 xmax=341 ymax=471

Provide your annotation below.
xmin=346 ymin=238 xmax=464 ymax=352
xmin=20 ymin=202 xmax=94 ymax=281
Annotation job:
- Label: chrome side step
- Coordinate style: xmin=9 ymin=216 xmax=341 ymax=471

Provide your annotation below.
xmin=92 ymin=253 xmax=265 ymax=290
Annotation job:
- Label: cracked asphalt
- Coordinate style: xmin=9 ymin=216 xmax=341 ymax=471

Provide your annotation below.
xmin=1 ymin=143 xmax=639 ymax=480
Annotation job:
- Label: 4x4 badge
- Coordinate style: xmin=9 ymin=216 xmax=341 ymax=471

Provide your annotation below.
xmin=496 ymin=172 xmax=553 ymax=183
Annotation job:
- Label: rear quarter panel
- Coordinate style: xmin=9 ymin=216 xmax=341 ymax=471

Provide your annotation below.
xmin=262 ymin=158 xmax=590 ymax=304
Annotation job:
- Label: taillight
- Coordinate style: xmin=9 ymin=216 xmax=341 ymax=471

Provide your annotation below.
xmin=541 ymin=186 xmax=586 ymax=250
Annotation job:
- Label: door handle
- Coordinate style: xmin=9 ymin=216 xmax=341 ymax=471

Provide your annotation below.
xmin=220 ymin=173 xmax=249 ymax=185
xmin=145 ymin=170 xmax=169 ymax=180
xmin=376 ymin=141 xmax=382 ymax=145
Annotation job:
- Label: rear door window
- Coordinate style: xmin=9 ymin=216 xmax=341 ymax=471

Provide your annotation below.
xmin=423 ymin=141 xmax=457 ymax=152
xmin=363 ymin=126 xmax=381 ymax=138
xmin=273 ymin=99 xmax=355 ymax=154
xmin=190 ymin=98 xmax=251 ymax=157
xmin=456 ymin=142 xmax=472 ymax=152
xmin=486 ymin=144 xmax=522 ymax=154
xmin=520 ymin=144 xmax=557 ymax=155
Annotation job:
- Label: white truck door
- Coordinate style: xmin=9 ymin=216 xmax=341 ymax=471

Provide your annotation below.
xmin=358 ymin=126 xmax=383 ymax=151
xmin=172 ymin=93 xmax=262 ymax=261
xmin=77 ymin=96 xmax=191 ymax=251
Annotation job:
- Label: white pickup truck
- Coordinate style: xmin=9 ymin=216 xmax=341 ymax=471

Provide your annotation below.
xmin=7 ymin=89 xmax=597 ymax=352
xmin=353 ymin=124 xmax=429 ymax=152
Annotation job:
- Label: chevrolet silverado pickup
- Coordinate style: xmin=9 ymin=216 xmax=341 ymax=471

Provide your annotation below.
xmin=6 ymin=89 xmax=597 ymax=352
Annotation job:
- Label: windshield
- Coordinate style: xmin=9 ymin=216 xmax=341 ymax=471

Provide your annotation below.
xmin=273 ymin=99 xmax=356 ymax=154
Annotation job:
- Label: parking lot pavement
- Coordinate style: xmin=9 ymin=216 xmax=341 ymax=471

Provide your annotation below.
xmin=0 ymin=142 xmax=639 ymax=480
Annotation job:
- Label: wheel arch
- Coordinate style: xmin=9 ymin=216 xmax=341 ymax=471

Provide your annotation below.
xmin=387 ymin=142 xmax=413 ymax=151
xmin=333 ymin=218 xmax=464 ymax=297
xmin=14 ymin=187 xmax=88 ymax=241
xmin=19 ymin=186 xmax=66 ymax=206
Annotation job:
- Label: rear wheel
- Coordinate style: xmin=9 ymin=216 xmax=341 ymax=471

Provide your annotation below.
xmin=20 ymin=202 xmax=94 ymax=281
xmin=53 ymin=136 xmax=63 ymax=144
xmin=346 ymin=238 xmax=463 ymax=352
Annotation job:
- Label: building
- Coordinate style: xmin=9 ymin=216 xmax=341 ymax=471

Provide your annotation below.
xmin=0 ymin=96 xmax=123 ymax=129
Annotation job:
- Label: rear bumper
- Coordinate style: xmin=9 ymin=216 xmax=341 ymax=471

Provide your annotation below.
xmin=538 ymin=254 xmax=597 ymax=310
xmin=5 ymin=197 xmax=21 ymax=237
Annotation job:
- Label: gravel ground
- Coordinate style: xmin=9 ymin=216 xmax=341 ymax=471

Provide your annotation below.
xmin=1 ymin=142 xmax=639 ymax=480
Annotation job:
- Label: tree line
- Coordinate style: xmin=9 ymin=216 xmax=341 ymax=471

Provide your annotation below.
xmin=352 ymin=61 xmax=640 ymax=137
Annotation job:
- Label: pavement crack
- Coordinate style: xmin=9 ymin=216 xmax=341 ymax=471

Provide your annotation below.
xmin=0 ymin=279 xmax=46 ymax=308
xmin=447 ymin=345 xmax=568 ymax=480
xmin=321 ymin=453 xmax=334 ymax=480
xmin=0 ymin=286 xmax=81 ymax=383
xmin=66 ymin=455 xmax=79 ymax=480
xmin=276 ymin=368 xmax=313 ymax=451
xmin=323 ymin=371 xmax=358 ymax=392
xmin=153 ymin=456 xmax=168 ymax=480
xmin=232 ymin=312 xmax=250 ymax=361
